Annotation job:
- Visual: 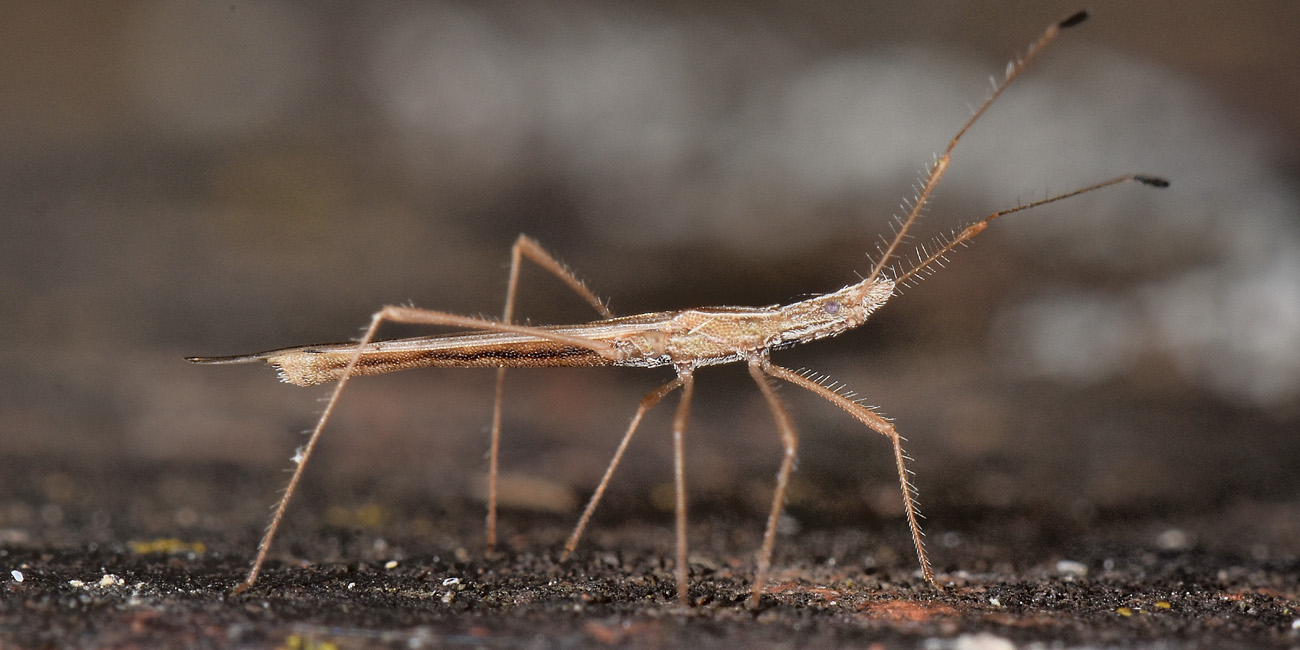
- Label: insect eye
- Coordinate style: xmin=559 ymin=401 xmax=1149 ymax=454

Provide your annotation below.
xmin=823 ymin=301 xmax=840 ymax=315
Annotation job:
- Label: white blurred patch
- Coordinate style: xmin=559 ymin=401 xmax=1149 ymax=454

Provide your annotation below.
xmin=994 ymin=248 xmax=1300 ymax=408
xmin=1144 ymin=251 xmax=1300 ymax=407
xmin=367 ymin=4 xmax=530 ymax=179
xmin=992 ymin=291 xmax=1143 ymax=385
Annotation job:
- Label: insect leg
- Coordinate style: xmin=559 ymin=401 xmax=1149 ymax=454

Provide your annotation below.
xmin=746 ymin=355 xmax=800 ymax=608
xmin=488 ymin=235 xmax=615 ymax=552
xmin=671 ymin=369 xmax=696 ymax=605
xmin=763 ymin=363 xmax=936 ymax=585
xmin=561 ymin=377 xmax=683 ymax=559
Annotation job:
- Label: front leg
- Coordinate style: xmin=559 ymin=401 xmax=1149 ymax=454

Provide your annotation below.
xmin=762 ymin=362 xmax=935 ymax=585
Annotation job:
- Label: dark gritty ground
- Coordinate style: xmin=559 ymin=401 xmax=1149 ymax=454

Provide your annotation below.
xmin=3 ymin=453 xmax=1298 ymax=650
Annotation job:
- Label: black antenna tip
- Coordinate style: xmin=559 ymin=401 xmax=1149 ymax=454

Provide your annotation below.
xmin=1059 ymin=10 xmax=1089 ymax=29
xmin=1134 ymin=175 xmax=1170 ymax=188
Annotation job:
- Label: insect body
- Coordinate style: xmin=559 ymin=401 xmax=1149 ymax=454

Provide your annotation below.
xmin=190 ymin=10 xmax=1167 ymax=607
xmin=235 ymin=279 xmax=894 ymax=385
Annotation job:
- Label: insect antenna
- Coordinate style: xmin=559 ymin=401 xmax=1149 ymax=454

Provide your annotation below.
xmin=866 ymin=10 xmax=1092 ymax=284
xmin=892 ymin=174 xmax=1169 ymax=287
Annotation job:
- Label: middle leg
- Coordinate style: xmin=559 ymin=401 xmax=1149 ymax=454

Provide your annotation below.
xmin=670 ymin=369 xmax=697 ymax=605
xmin=746 ymin=354 xmax=800 ymax=608
xmin=561 ymin=376 xmax=684 ymax=559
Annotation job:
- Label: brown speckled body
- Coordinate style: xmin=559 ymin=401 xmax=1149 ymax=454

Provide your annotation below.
xmin=220 ymin=279 xmax=896 ymax=386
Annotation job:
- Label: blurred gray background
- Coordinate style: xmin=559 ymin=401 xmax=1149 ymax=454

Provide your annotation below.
xmin=2 ymin=1 xmax=1298 ymax=549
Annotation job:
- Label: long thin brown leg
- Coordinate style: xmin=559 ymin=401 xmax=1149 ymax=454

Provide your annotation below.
xmin=232 ymin=309 xmax=390 ymax=594
xmin=763 ymin=363 xmax=935 ymax=585
xmin=380 ymin=306 xmax=622 ymax=355
xmin=746 ymin=355 xmax=799 ymax=608
xmin=671 ymin=369 xmax=696 ymax=605
xmin=233 ymin=303 xmax=620 ymax=594
xmin=561 ymin=377 xmax=683 ymax=560
xmin=488 ymin=235 xmax=613 ymax=552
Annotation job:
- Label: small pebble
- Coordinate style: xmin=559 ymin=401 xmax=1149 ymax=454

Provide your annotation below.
xmin=1055 ymin=560 xmax=1088 ymax=578
xmin=952 ymin=632 xmax=1016 ymax=650
xmin=1155 ymin=528 xmax=1190 ymax=551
